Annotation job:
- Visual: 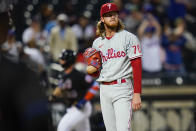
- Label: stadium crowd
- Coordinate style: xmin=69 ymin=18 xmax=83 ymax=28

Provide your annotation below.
xmin=2 ymin=0 xmax=196 ymax=79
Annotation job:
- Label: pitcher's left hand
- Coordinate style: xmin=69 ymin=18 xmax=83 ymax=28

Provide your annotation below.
xmin=132 ymin=93 xmax=142 ymax=111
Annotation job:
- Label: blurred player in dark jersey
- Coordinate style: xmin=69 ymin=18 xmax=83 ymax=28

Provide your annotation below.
xmin=49 ymin=49 xmax=99 ymax=131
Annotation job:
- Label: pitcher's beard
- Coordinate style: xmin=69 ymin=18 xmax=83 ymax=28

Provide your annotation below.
xmin=104 ymin=21 xmax=118 ymax=30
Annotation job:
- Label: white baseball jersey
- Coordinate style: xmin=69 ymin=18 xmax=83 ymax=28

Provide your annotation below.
xmin=92 ymin=30 xmax=142 ymax=82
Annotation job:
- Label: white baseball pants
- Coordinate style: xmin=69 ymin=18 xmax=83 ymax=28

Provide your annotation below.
xmin=100 ymin=79 xmax=133 ymax=131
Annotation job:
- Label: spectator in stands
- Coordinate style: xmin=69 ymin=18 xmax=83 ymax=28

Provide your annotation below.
xmin=138 ymin=14 xmax=163 ymax=76
xmin=167 ymin=0 xmax=190 ymax=21
xmin=63 ymin=1 xmax=78 ymax=26
xmin=123 ymin=0 xmax=144 ymax=11
xmin=1 ymin=29 xmax=22 ymax=63
xmin=23 ymin=17 xmax=47 ymax=49
xmin=49 ymin=13 xmax=78 ymax=61
xmin=123 ymin=5 xmax=143 ymax=34
xmin=23 ymin=36 xmax=46 ymax=74
xmin=22 ymin=17 xmax=41 ymax=45
xmin=149 ymin=0 xmax=167 ymax=25
xmin=39 ymin=3 xmax=54 ymax=28
xmin=21 ymin=17 xmax=46 ymax=74
xmin=121 ymin=0 xmax=144 ymax=30
xmin=44 ymin=13 xmax=57 ymax=36
xmin=175 ymin=18 xmax=196 ymax=72
xmin=162 ymin=19 xmax=187 ymax=76
xmin=72 ymin=14 xmax=95 ymax=52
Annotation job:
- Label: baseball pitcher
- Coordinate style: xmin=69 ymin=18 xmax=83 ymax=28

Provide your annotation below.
xmin=84 ymin=3 xmax=142 ymax=131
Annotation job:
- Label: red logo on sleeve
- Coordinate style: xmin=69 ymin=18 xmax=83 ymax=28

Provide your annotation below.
xmin=132 ymin=45 xmax=141 ymax=54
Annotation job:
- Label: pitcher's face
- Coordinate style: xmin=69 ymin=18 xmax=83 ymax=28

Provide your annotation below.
xmin=101 ymin=12 xmax=119 ymax=28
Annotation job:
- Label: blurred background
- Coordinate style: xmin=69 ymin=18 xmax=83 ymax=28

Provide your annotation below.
xmin=0 ymin=0 xmax=196 ymax=131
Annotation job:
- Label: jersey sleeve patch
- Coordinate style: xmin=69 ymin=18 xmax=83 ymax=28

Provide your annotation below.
xmin=126 ymin=34 xmax=142 ymax=59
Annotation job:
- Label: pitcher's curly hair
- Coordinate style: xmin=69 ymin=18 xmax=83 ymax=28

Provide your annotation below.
xmin=96 ymin=19 xmax=125 ymax=39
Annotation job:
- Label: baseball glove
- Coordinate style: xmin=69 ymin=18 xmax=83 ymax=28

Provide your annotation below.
xmin=83 ymin=48 xmax=102 ymax=77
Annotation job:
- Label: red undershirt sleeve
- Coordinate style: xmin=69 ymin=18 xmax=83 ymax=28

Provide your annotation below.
xmin=130 ymin=57 xmax=142 ymax=93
